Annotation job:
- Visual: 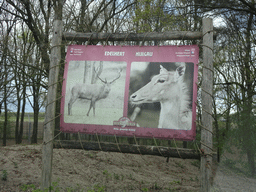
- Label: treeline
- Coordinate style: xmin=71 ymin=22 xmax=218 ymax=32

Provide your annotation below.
xmin=1 ymin=0 xmax=256 ymax=176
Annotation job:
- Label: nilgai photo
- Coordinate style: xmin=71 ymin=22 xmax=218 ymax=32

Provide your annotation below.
xmin=130 ymin=63 xmax=192 ymax=130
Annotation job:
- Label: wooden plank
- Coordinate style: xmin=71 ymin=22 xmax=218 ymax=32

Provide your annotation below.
xmin=41 ymin=20 xmax=63 ymax=190
xmin=54 ymin=140 xmax=200 ymax=160
xmin=201 ymin=18 xmax=214 ymax=192
xmin=62 ymin=31 xmax=204 ymax=41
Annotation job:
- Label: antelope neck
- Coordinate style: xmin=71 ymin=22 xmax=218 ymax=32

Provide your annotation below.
xmin=160 ymin=99 xmax=181 ymax=115
xmin=159 ymin=98 xmax=181 ymax=128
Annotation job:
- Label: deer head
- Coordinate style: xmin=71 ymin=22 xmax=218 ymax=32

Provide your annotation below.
xmin=130 ymin=64 xmax=186 ymax=105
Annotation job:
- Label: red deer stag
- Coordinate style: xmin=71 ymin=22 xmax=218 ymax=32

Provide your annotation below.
xmin=68 ymin=69 xmax=121 ymax=116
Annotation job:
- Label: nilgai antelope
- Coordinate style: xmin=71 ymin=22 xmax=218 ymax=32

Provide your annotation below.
xmin=68 ymin=69 xmax=121 ymax=116
xmin=130 ymin=64 xmax=192 ymax=130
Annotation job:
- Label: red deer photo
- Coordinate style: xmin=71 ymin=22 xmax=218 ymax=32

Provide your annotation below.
xmin=64 ymin=61 xmax=127 ymax=125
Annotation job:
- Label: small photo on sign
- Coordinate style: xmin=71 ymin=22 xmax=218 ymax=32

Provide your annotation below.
xmin=64 ymin=60 xmax=127 ymax=125
xmin=128 ymin=62 xmax=194 ymax=130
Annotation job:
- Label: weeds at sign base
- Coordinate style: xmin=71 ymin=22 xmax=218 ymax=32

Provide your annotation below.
xmin=1 ymin=170 xmax=7 ymax=181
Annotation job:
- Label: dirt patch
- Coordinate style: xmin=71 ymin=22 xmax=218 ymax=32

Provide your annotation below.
xmin=211 ymin=165 xmax=256 ymax=192
xmin=0 ymin=144 xmax=200 ymax=191
xmin=211 ymin=145 xmax=256 ymax=192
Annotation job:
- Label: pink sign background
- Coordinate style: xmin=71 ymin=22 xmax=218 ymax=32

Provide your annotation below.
xmin=60 ymin=45 xmax=199 ymax=141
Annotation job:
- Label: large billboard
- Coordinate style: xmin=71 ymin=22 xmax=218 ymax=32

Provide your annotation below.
xmin=60 ymin=45 xmax=199 ymax=140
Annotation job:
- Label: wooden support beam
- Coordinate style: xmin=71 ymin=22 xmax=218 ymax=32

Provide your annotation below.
xmin=201 ymin=18 xmax=214 ymax=192
xmin=41 ymin=20 xmax=63 ymax=190
xmin=53 ymin=140 xmax=200 ymax=160
xmin=62 ymin=31 xmax=204 ymax=42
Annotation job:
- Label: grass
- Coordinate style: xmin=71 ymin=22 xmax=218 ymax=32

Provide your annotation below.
xmin=169 ymin=180 xmax=181 ymax=185
xmin=87 ymin=184 xmax=106 ymax=192
xmin=0 ymin=112 xmax=45 ymax=122
xmin=191 ymin=160 xmax=200 ymax=168
xmin=102 ymin=170 xmax=111 ymax=181
xmin=174 ymin=161 xmax=185 ymax=169
xmin=1 ymin=170 xmax=7 ymax=181
xmin=150 ymin=182 xmax=162 ymax=190
xmin=19 ymin=180 xmax=183 ymax=192
xmin=113 ymin=173 xmax=120 ymax=180
xmin=20 ymin=179 xmax=97 ymax=192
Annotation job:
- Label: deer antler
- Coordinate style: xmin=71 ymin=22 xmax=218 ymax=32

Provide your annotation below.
xmin=109 ymin=69 xmax=122 ymax=84
xmin=95 ymin=68 xmax=122 ymax=84
xmin=95 ymin=67 xmax=107 ymax=84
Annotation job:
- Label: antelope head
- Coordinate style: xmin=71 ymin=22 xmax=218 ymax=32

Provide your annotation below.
xmin=130 ymin=64 xmax=186 ymax=105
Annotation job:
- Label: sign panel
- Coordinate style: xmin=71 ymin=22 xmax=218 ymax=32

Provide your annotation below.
xmin=60 ymin=45 xmax=199 ymax=140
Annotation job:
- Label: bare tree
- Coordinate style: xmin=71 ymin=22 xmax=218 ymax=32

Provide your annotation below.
xmin=0 ymin=2 xmax=17 ymax=145
xmin=213 ymin=10 xmax=256 ymax=176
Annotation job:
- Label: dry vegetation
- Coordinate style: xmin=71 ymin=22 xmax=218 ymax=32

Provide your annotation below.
xmin=1 ymin=140 xmax=256 ymax=191
xmin=1 ymin=144 xmax=200 ymax=192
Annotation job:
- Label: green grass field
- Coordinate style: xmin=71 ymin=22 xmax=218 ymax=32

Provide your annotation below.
xmin=0 ymin=112 xmax=45 ymax=122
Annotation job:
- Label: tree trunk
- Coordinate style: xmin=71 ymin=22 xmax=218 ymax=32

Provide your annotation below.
xmin=32 ymin=103 xmax=39 ymax=144
xmin=18 ymin=89 xmax=26 ymax=144
xmin=15 ymin=99 xmax=21 ymax=144
xmin=54 ymin=45 xmax=65 ymax=138
xmin=212 ymin=92 xmax=220 ymax=162
xmin=242 ymin=12 xmax=255 ymax=177
xmin=3 ymin=47 xmax=8 ymax=146
xmin=32 ymin=85 xmax=39 ymax=144
xmin=3 ymin=102 xmax=7 ymax=146
xmin=225 ymin=85 xmax=231 ymax=136
xmin=247 ymin=149 xmax=255 ymax=177
xmin=1 ymin=25 xmax=13 ymax=146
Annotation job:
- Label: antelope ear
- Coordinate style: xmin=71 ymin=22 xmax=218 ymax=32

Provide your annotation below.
xmin=174 ymin=65 xmax=186 ymax=81
xmin=160 ymin=65 xmax=168 ymax=74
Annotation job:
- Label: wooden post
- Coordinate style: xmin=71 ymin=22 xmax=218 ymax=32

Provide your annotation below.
xmin=41 ymin=20 xmax=63 ymax=190
xmin=201 ymin=18 xmax=213 ymax=191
